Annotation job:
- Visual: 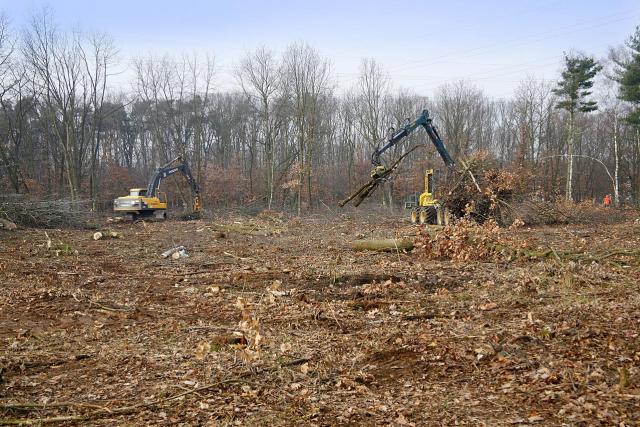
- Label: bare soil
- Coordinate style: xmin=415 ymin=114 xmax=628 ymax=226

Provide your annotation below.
xmin=1 ymin=212 xmax=639 ymax=426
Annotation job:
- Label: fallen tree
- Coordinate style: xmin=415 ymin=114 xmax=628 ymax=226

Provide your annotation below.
xmin=351 ymin=238 xmax=414 ymax=252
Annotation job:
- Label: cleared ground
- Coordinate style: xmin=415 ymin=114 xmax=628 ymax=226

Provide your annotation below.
xmin=1 ymin=212 xmax=639 ymax=425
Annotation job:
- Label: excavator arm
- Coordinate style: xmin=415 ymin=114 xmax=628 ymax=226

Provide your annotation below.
xmin=147 ymin=156 xmax=202 ymax=212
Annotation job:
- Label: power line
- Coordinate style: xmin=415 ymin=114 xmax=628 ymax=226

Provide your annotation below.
xmin=385 ymin=10 xmax=639 ymax=73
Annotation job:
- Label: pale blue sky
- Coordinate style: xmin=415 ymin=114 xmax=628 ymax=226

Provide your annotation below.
xmin=1 ymin=0 xmax=639 ymax=97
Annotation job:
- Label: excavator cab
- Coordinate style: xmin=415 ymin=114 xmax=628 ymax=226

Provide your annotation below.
xmin=129 ymin=188 xmax=147 ymax=197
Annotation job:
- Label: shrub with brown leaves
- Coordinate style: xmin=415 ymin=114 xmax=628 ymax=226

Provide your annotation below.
xmin=415 ymin=217 xmax=502 ymax=261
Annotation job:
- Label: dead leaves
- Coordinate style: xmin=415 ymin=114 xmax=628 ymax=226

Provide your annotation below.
xmin=235 ymin=297 xmax=262 ymax=362
xmin=194 ymin=341 xmax=211 ymax=361
xmin=5 ymin=215 xmax=640 ymax=426
xmin=478 ymin=302 xmax=498 ymax=311
xmin=415 ymin=217 xmax=501 ymax=261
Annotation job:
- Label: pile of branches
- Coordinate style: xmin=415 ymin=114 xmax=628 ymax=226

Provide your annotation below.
xmin=416 ymin=216 xmax=640 ymax=264
xmin=0 ymin=195 xmax=98 ymax=229
xmin=508 ymin=199 xmax=637 ymax=225
xmin=440 ymin=151 xmax=532 ymax=225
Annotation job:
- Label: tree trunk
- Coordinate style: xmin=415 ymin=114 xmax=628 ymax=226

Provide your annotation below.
xmin=566 ymin=111 xmax=574 ymax=202
xmin=636 ymin=129 xmax=640 ymax=207
xmin=613 ymin=114 xmax=620 ymax=207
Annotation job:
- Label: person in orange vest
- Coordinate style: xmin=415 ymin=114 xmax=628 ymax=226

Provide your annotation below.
xmin=603 ymin=194 xmax=612 ymax=207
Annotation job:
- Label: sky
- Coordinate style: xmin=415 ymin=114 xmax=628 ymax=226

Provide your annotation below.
xmin=1 ymin=0 xmax=639 ymax=98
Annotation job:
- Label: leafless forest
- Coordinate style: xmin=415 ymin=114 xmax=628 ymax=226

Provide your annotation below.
xmin=0 ymin=9 xmax=638 ymax=211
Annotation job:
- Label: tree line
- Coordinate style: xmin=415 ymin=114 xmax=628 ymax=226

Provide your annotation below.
xmin=1 ymin=9 xmax=639 ymax=213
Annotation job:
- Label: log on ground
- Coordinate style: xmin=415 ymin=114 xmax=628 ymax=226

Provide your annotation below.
xmin=351 ymin=238 xmax=414 ymax=252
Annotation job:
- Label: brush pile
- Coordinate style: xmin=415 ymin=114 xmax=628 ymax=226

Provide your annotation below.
xmin=507 ymin=199 xmax=637 ymax=225
xmin=0 ymin=195 xmax=97 ymax=229
xmin=440 ymin=151 xmax=531 ymax=225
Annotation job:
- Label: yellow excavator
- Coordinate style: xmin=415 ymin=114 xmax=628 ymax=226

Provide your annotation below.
xmin=409 ymin=169 xmax=450 ymax=225
xmin=113 ymin=156 xmax=201 ymax=220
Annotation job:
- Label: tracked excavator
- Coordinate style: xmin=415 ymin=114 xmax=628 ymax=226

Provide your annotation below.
xmin=113 ymin=156 xmax=201 ymax=220
xmin=339 ymin=109 xmax=455 ymax=225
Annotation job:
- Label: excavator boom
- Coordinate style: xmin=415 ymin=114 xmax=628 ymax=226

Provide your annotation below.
xmin=146 ymin=156 xmax=201 ymax=210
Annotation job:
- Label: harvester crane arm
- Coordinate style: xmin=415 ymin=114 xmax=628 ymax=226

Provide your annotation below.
xmin=338 ymin=109 xmax=455 ymax=208
xmin=371 ymin=109 xmax=455 ymax=169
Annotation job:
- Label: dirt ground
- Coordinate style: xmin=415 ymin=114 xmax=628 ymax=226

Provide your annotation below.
xmin=1 ymin=211 xmax=639 ymax=426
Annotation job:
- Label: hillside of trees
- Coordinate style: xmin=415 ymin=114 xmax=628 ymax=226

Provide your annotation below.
xmin=1 ymin=10 xmax=639 ymax=213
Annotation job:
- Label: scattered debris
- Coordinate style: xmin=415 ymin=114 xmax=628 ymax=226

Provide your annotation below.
xmin=161 ymin=245 xmax=187 ymax=259
xmin=171 ymin=248 xmax=189 ymax=259
xmin=0 ymin=218 xmax=17 ymax=230
xmin=211 ymin=221 xmax=284 ymax=236
xmin=2 ymin=215 xmax=639 ymax=425
xmin=92 ymin=230 xmax=122 ymax=240
xmin=44 ymin=231 xmax=78 ymax=256
xmin=508 ymin=199 xmax=636 ymax=225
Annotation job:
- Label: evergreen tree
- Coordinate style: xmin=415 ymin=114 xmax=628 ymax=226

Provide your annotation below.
xmin=552 ymin=54 xmax=602 ymax=201
xmin=616 ymin=25 xmax=640 ymax=125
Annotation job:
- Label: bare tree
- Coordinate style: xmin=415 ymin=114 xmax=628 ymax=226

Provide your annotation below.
xmin=188 ymin=53 xmax=215 ymax=185
xmin=356 ymin=58 xmax=390 ymax=147
xmin=281 ymin=42 xmax=331 ymax=215
xmin=22 ymin=8 xmax=114 ymax=199
xmin=78 ymin=31 xmax=117 ymax=205
xmin=355 ymin=59 xmax=393 ymax=206
xmin=0 ymin=11 xmax=24 ymax=192
xmin=236 ymin=47 xmax=280 ymax=209
xmin=433 ymin=81 xmax=486 ymax=159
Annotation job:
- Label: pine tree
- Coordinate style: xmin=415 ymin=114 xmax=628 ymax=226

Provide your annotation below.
xmin=552 ymin=54 xmax=602 ymax=201
xmin=616 ymin=25 xmax=640 ymax=125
